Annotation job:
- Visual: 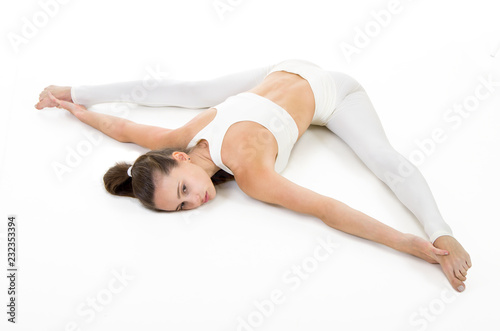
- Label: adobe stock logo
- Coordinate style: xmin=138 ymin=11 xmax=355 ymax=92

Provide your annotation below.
xmin=212 ymin=0 xmax=245 ymax=21
xmin=409 ymin=281 xmax=461 ymax=331
xmin=60 ymin=267 xmax=134 ymax=331
xmin=235 ymin=235 xmax=340 ymax=331
xmin=384 ymin=72 xmax=499 ymax=191
xmin=340 ymin=0 xmax=406 ymax=64
xmin=7 ymin=0 xmax=73 ymax=54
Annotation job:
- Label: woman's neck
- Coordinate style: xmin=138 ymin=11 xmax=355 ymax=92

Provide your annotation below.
xmin=190 ymin=140 xmax=220 ymax=177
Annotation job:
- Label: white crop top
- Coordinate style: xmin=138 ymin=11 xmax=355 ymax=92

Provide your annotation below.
xmin=186 ymin=92 xmax=299 ymax=175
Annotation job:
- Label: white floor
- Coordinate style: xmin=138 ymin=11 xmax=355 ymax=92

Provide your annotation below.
xmin=1 ymin=1 xmax=499 ymax=330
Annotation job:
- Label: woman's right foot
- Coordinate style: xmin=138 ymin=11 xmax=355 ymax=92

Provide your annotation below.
xmin=405 ymin=234 xmax=472 ymax=292
xmin=35 ymin=85 xmax=72 ymax=109
xmin=433 ymin=235 xmax=472 ymax=292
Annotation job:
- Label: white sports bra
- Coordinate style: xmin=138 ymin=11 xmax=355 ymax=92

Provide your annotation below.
xmin=186 ymin=92 xmax=299 ymax=175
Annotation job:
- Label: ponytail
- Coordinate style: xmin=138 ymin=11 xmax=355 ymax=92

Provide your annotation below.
xmin=103 ymin=162 xmax=134 ymax=197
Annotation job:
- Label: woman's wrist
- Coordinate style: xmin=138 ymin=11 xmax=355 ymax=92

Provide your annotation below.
xmin=397 ymin=233 xmax=416 ymax=256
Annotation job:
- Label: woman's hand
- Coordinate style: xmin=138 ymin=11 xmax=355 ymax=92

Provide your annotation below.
xmin=47 ymin=92 xmax=87 ymax=118
xmin=44 ymin=91 xmax=158 ymax=146
xmin=402 ymin=233 xmax=449 ymax=264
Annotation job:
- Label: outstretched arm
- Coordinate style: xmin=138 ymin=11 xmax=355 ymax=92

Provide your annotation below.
xmin=236 ymin=167 xmax=476 ymax=292
xmin=234 ymin=166 xmax=449 ymax=263
xmin=71 ymin=65 xmax=274 ymax=108
xmin=48 ymin=93 xmax=176 ymax=150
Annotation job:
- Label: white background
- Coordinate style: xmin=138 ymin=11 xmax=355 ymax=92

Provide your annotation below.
xmin=1 ymin=0 xmax=499 ymax=330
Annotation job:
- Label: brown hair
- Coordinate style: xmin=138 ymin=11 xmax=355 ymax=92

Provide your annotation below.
xmin=103 ymin=147 xmax=233 ymax=211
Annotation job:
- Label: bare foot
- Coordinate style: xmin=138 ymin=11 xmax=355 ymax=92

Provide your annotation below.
xmin=433 ymin=235 xmax=472 ymax=292
xmin=403 ymin=233 xmax=449 ymax=264
xmin=35 ymin=85 xmax=72 ymax=109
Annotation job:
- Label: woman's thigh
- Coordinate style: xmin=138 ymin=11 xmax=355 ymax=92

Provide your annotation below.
xmin=326 ymin=72 xmax=393 ymax=155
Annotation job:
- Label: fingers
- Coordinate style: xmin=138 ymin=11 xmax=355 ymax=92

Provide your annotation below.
xmin=48 ymin=91 xmax=72 ymax=110
xmin=47 ymin=91 xmax=60 ymax=105
xmin=432 ymin=247 xmax=449 ymax=256
xmin=48 ymin=91 xmax=75 ymax=113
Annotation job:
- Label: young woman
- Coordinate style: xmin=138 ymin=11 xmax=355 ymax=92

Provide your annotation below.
xmin=36 ymin=59 xmax=471 ymax=292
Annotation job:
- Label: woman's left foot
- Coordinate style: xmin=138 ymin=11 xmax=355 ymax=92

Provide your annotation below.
xmin=35 ymin=85 xmax=72 ymax=109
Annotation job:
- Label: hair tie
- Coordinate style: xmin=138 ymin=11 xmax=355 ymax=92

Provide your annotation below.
xmin=127 ymin=166 xmax=133 ymax=178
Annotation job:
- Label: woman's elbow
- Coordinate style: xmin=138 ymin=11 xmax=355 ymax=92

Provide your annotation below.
xmin=317 ymin=198 xmax=345 ymax=224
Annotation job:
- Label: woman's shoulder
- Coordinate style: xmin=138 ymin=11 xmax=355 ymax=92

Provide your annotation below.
xmin=175 ymin=108 xmax=218 ymax=147
xmin=222 ymin=122 xmax=279 ymax=177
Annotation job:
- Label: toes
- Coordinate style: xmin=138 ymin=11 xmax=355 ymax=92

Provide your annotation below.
xmin=38 ymin=92 xmax=46 ymax=102
xmin=450 ymin=275 xmax=465 ymax=292
xmin=442 ymin=264 xmax=466 ymax=292
xmin=35 ymin=99 xmax=50 ymax=110
xmin=454 ymin=268 xmax=466 ymax=281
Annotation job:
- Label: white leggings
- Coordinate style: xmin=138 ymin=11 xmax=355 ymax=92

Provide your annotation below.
xmin=325 ymin=72 xmax=452 ymax=243
xmin=72 ymin=65 xmax=453 ymax=243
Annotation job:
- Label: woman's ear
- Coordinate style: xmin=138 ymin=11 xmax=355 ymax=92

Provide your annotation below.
xmin=172 ymin=151 xmax=190 ymax=162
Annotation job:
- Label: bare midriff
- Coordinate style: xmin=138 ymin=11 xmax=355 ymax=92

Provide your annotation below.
xmin=248 ymin=71 xmax=315 ymax=138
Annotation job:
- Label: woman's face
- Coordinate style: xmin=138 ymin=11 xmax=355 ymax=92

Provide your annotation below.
xmin=153 ymin=160 xmax=216 ymax=211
